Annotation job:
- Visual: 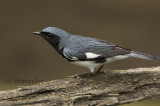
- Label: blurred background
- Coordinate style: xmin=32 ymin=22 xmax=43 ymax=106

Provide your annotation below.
xmin=0 ymin=0 xmax=160 ymax=106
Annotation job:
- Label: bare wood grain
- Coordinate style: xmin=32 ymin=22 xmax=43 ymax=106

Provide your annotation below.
xmin=0 ymin=66 xmax=160 ymax=106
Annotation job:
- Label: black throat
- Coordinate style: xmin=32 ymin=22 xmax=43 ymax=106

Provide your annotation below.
xmin=43 ymin=34 xmax=61 ymax=52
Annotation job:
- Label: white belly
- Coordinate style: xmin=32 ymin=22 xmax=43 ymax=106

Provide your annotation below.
xmin=106 ymin=55 xmax=129 ymax=63
xmin=71 ymin=61 xmax=103 ymax=73
xmin=71 ymin=55 xmax=129 ymax=73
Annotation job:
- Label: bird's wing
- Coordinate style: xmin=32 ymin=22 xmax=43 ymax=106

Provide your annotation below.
xmin=63 ymin=42 xmax=130 ymax=61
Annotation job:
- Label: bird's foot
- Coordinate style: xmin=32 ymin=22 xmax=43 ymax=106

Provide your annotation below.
xmin=68 ymin=72 xmax=95 ymax=78
xmin=68 ymin=71 xmax=105 ymax=78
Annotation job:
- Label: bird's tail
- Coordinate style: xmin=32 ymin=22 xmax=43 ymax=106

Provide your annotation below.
xmin=127 ymin=51 xmax=159 ymax=61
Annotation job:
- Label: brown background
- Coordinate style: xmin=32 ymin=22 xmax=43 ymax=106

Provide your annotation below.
xmin=0 ymin=0 xmax=160 ymax=106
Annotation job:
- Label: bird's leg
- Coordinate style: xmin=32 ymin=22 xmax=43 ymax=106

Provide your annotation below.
xmin=68 ymin=65 xmax=105 ymax=78
xmin=95 ymin=65 xmax=104 ymax=74
xmin=68 ymin=72 xmax=92 ymax=78
xmin=68 ymin=68 xmax=97 ymax=78
xmin=76 ymin=65 xmax=104 ymax=77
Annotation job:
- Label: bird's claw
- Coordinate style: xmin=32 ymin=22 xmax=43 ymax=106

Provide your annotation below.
xmin=68 ymin=72 xmax=93 ymax=78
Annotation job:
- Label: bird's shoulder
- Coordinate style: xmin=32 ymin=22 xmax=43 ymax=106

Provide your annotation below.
xmin=67 ymin=34 xmax=115 ymax=48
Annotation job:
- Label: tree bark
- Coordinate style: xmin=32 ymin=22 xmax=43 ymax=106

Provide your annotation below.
xmin=0 ymin=66 xmax=160 ymax=106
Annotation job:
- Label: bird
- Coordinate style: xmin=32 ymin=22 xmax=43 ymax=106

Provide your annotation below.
xmin=33 ymin=27 xmax=159 ymax=76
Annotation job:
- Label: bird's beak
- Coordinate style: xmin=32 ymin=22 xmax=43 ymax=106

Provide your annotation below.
xmin=33 ymin=31 xmax=41 ymax=35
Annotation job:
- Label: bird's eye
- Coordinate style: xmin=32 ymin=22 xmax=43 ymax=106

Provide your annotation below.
xmin=47 ymin=33 xmax=52 ymax=38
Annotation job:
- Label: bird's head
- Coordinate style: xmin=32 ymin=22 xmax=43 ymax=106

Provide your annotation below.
xmin=33 ymin=27 xmax=70 ymax=49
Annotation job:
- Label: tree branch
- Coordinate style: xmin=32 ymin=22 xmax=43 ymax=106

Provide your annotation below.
xmin=0 ymin=66 xmax=160 ymax=106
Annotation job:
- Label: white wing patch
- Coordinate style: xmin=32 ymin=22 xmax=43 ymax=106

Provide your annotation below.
xmin=85 ymin=52 xmax=101 ymax=59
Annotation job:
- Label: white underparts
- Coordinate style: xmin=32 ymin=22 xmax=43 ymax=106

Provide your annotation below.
xmin=71 ymin=55 xmax=129 ymax=73
xmin=106 ymin=55 xmax=129 ymax=63
xmin=71 ymin=61 xmax=103 ymax=73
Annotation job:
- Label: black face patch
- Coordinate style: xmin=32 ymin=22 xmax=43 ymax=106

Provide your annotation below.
xmin=41 ymin=31 xmax=60 ymax=51
xmin=41 ymin=32 xmax=52 ymax=37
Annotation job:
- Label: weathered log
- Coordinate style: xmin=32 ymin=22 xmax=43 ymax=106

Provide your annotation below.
xmin=0 ymin=66 xmax=160 ymax=106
